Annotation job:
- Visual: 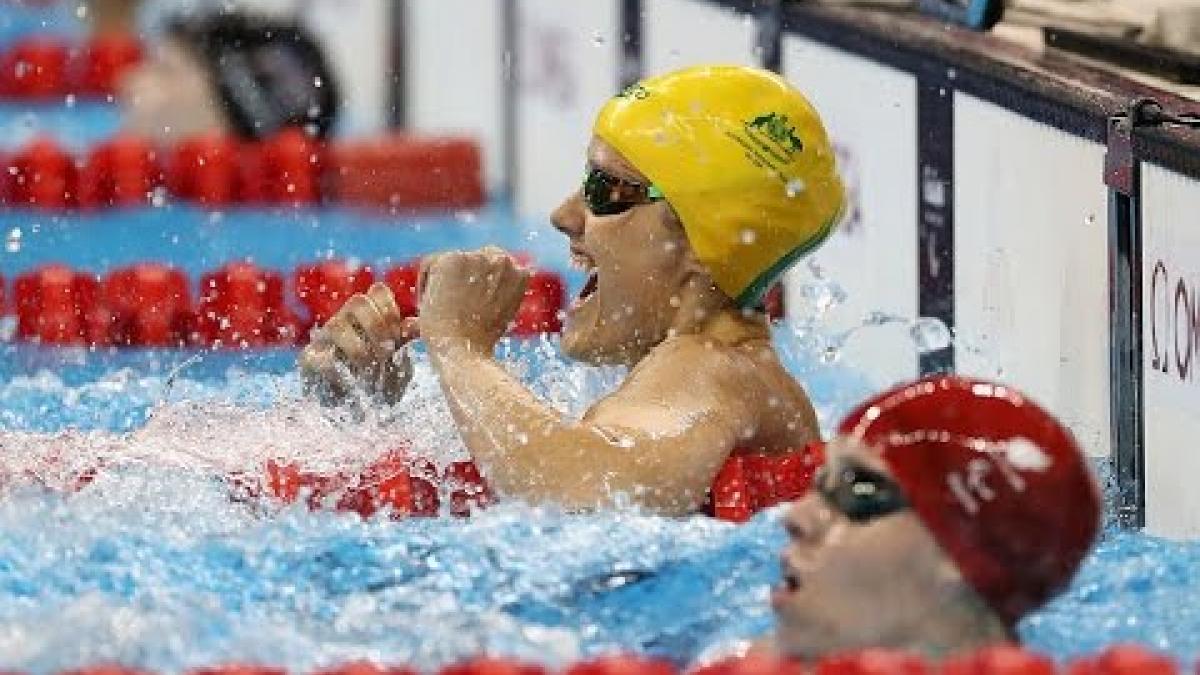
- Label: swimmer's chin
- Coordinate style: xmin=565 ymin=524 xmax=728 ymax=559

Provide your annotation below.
xmin=560 ymin=322 xmax=653 ymax=366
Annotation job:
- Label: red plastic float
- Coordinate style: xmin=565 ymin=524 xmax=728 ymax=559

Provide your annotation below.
xmin=565 ymin=656 xmax=676 ymax=675
xmin=5 ymin=137 xmax=76 ymax=209
xmin=167 ymin=134 xmax=240 ymax=207
xmin=815 ymin=650 xmax=929 ymax=675
xmin=440 ymin=658 xmax=546 ymax=675
xmin=513 ymin=270 xmax=566 ymax=336
xmin=262 ymin=451 xmax=489 ymax=519
xmin=77 ymin=135 xmax=162 ymax=209
xmin=196 ymin=262 xmax=303 ymax=348
xmin=102 ymin=263 xmax=193 ymax=347
xmin=0 ymin=36 xmax=69 ymax=99
xmin=383 ymin=262 xmax=422 ymax=318
xmin=14 ymin=264 xmax=109 ymax=345
xmin=0 ymin=34 xmax=142 ymax=100
xmin=694 ymin=655 xmax=803 ymax=675
xmin=76 ymin=33 xmax=142 ymax=98
xmin=1067 ymin=645 xmax=1178 ymax=675
xmin=0 ymin=131 xmax=484 ymax=211
xmin=255 ymin=127 xmax=323 ymax=206
xmin=709 ymin=442 xmax=824 ymax=522
xmin=443 ymin=460 xmax=496 ymax=516
xmin=942 ymin=644 xmax=1057 ymax=675
xmin=327 ymin=135 xmax=485 ymax=211
xmin=294 ymin=260 xmax=375 ymax=326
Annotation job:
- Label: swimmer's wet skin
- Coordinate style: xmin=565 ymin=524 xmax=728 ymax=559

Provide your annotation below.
xmin=768 ymin=375 xmax=1101 ymax=660
xmin=299 ymin=65 xmax=846 ymax=515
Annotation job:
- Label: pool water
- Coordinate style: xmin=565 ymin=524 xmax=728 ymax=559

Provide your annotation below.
xmin=0 ymin=201 xmax=1198 ymax=673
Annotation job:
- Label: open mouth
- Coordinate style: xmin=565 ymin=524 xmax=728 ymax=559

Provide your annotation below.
xmin=772 ymin=565 xmax=804 ymax=608
xmin=784 ymin=571 xmax=802 ymax=592
xmin=569 ymin=250 xmax=599 ymax=310
xmin=577 ymin=272 xmax=598 ymax=303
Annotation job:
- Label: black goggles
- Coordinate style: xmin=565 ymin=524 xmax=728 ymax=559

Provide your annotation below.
xmin=581 ymin=166 xmax=665 ymax=216
xmin=814 ymin=461 xmax=909 ymax=524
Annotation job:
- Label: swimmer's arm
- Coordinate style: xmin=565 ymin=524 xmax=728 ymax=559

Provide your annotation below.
xmin=427 ymin=338 xmax=753 ymax=515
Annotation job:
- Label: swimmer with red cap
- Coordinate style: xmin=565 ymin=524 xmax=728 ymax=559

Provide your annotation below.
xmin=766 ymin=375 xmax=1101 ymax=658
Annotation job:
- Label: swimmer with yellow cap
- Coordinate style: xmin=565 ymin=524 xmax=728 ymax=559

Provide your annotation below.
xmin=299 ymin=65 xmax=845 ymax=514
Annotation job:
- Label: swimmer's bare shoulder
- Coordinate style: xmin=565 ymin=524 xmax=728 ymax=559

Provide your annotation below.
xmin=629 ymin=331 xmax=819 ymax=448
xmin=585 ymin=332 xmax=819 ymax=457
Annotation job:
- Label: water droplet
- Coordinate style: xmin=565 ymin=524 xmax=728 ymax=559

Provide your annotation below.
xmin=910 ymin=317 xmax=952 ymax=354
xmin=785 ymin=178 xmax=806 ymax=198
xmin=947 ymin=67 xmax=957 ymax=80
xmin=150 ymin=186 xmax=168 ymax=208
xmin=1084 ymin=213 xmax=1097 ymax=226
xmin=5 ymin=227 xmax=22 ymax=253
xmin=740 ymin=229 xmax=757 ymax=245
xmin=863 ymin=311 xmax=903 ymax=326
xmin=591 ymin=32 xmax=606 ymax=46
xmin=64 ymin=93 xmax=76 ymax=108
xmin=313 ymin=76 xmax=323 ymax=88
xmin=820 ymin=344 xmax=842 ymax=364
xmin=800 ymin=278 xmax=847 ymax=316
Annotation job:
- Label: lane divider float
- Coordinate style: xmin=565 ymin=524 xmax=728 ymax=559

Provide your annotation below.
xmin=0 ymin=33 xmax=141 ymax=100
xmin=26 ymin=645 xmax=1191 ymax=675
xmin=1 ymin=130 xmax=483 ymax=211
xmin=4 ymin=258 xmax=565 ymax=347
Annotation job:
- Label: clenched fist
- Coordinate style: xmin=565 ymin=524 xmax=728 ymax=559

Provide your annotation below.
xmin=298 ymin=282 xmax=418 ymax=406
xmin=419 ymin=247 xmax=530 ymax=352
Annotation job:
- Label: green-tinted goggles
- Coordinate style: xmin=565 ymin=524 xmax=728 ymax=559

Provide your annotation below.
xmin=814 ymin=461 xmax=910 ymax=524
xmin=582 ymin=166 xmax=665 ymax=216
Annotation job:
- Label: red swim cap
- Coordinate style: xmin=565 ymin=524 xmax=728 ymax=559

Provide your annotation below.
xmin=837 ymin=375 xmax=1101 ymax=627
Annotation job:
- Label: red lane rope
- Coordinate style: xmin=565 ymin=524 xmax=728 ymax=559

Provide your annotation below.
xmin=27 ymin=645 xmax=1191 ymax=675
xmin=0 ymin=258 xmax=563 ymax=348
xmin=1 ymin=130 xmax=484 ymax=211
xmin=0 ymin=33 xmax=141 ymax=101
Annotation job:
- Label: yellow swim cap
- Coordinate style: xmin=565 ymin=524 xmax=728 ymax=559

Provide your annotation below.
xmin=593 ymin=65 xmax=845 ymax=308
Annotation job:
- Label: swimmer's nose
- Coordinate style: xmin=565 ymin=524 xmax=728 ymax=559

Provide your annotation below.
xmin=784 ymin=495 xmax=832 ymax=544
xmin=551 ymin=191 xmax=586 ymax=240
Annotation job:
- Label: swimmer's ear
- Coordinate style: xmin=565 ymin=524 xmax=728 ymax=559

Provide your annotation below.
xmin=662 ymin=202 xmax=685 ymax=232
xmin=677 ymin=236 xmax=711 ymax=279
xmin=417 ymin=257 xmax=432 ymax=298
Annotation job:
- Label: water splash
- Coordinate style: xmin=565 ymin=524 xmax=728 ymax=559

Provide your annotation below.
xmin=6 ymin=227 xmax=22 ymax=253
xmin=0 ymin=310 xmax=1192 ymax=670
